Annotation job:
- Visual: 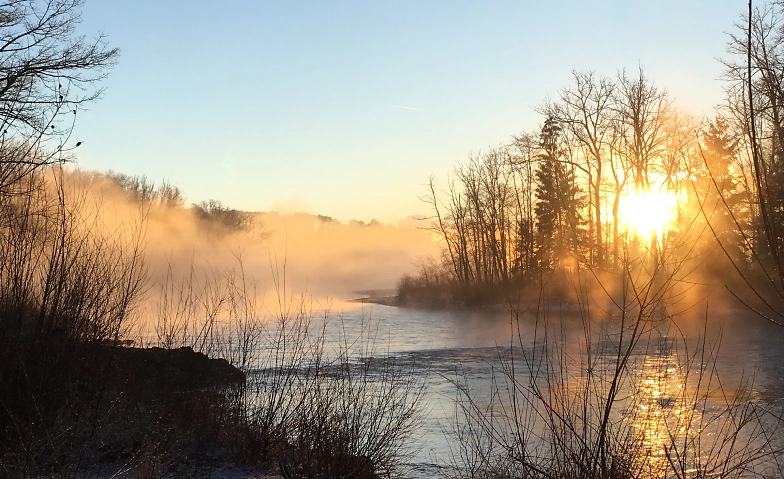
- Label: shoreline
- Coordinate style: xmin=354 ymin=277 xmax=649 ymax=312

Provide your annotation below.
xmin=347 ymin=294 xmax=400 ymax=307
xmin=347 ymin=293 xmax=756 ymax=318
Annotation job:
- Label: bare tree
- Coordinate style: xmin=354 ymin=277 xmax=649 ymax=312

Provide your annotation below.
xmin=420 ymin=144 xmax=542 ymax=304
xmin=613 ymin=68 xmax=672 ymax=262
xmin=0 ymin=0 xmax=118 ymax=193
xmin=614 ymin=68 xmax=671 ymax=193
xmin=549 ymin=71 xmax=615 ymax=268
xmin=509 ymin=134 xmax=538 ymax=279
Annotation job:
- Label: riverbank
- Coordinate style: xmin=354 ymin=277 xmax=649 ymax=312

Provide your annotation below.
xmin=350 ymin=288 xmax=581 ymax=313
xmin=1 ymin=341 xmax=259 ymax=478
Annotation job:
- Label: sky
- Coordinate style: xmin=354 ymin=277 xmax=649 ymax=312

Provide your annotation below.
xmin=72 ymin=0 xmax=747 ymax=224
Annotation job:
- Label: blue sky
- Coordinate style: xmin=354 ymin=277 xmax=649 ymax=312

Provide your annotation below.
xmin=73 ymin=1 xmax=745 ymax=223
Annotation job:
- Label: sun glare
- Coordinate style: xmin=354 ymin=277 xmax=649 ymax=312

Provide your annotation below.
xmin=618 ymin=189 xmax=679 ymax=238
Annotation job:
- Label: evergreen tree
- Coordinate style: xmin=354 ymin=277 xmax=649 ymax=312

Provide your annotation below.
xmin=701 ymin=117 xmax=748 ymax=264
xmin=535 ymin=117 xmax=585 ymax=269
xmin=766 ymin=127 xmax=784 ymax=259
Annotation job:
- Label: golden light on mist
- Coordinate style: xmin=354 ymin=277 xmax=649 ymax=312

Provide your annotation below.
xmin=618 ymin=188 xmax=680 ymax=239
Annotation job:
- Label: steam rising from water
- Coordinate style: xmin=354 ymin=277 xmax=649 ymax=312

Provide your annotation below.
xmin=61 ymin=167 xmax=440 ymax=331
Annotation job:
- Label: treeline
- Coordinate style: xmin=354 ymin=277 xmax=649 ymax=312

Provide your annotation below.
xmin=77 ymin=170 xmax=389 ymax=234
xmin=80 ymin=170 xmax=257 ymax=233
xmin=402 ymin=5 xmax=784 ymax=307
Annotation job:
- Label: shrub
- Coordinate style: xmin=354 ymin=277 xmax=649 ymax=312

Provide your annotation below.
xmin=152 ymin=258 xmax=428 ymax=478
xmin=0 ymin=169 xmax=147 ymax=476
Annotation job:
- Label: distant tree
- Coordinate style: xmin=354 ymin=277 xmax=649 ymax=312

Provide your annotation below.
xmin=535 ymin=116 xmax=584 ymax=269
xmin=509 ymin=134 xmax=537 ymax=280
xmin=423 ymin=144 xmax=535 ymax=291
xmin=0 ymin=0 xmax=118 ymax=193
xmin=111 ymin=173 xmax=156 ymax=203
xmin=701 ymin=117 xmax=748 ymax=259
xmin=107 ymin=172 xmax=184 ymax=208
xmin=455 ymin=149 xmax=518 ymax=285
xmin=157 ymin=180 xmax=184 ymax=209
xmin=548 ymin=70 xmax=615 ymax=267
xmin=614 ymin=68 xmax=671 ymax=192
xmin=611 ymin=68 xmax=671 ymax=261
xmin=193 ymin=199 xmax=251 ymax=232
xmin=703 ymin=117 xmax=739 ymax=180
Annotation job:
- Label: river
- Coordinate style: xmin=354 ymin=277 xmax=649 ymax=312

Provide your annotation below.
xmin=317 ymin=301 xmax=784 ymax=478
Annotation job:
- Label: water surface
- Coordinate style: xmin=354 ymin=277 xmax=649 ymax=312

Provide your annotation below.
xmin=325 ymin=302 xmax=784 ymax=478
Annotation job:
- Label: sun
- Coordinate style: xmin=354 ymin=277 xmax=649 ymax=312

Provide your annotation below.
xmin=618 ymin=189 xmax=679 ymax=238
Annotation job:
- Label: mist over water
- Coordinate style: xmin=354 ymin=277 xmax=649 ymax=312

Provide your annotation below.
xmin=57 ymin=166 xmax=784 ymax=477
xmin=40 ymin=157 xmax=783 ymax=479
xmin=58 ymin=168 xmax=440 ymax=330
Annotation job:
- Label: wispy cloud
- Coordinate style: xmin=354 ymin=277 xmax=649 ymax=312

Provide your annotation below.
xmin=386 ymin=104 xmax=424 ymax=111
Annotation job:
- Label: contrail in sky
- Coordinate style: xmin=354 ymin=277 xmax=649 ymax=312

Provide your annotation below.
xmin=387 ymin=105 xmax=424 ymax=111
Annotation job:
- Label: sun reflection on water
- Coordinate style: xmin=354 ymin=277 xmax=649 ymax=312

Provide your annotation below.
xmin=629 ymin=345 xmax=697 ymax=476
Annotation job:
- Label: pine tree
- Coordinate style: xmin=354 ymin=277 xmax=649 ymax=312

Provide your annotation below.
xmin=535 ymin=117 xmax=585 ymax=269
xmin=701 ymin=117 xmax=748 ymax=264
